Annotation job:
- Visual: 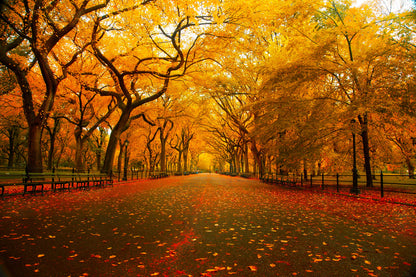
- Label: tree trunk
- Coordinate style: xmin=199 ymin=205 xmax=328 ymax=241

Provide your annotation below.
xmin=148 ymin=148 xmax=154 ymax=173
xmin=7 ymin=127 xmax=17 ymax=168
xmin=160 ymin=138 xmax=166 ymax=172
xmin=74 ymin=128 xmax=85 ymax=172
xmin=183 ymin=150 xmax=188 ymax=172
xmin=101 ymin=109 xmax=131 ymax=174
xmin=317 ymin=161 xmax=322 ymax=176
xmin=27 ymin=123 xmax=43 ymax=173
xmin=359 ymin=114 xmax=373 ymax=187
xmin=244 ymin=142 xmax=249 ymax=173
xmin=96 ymin=150 xmax=102 ymax=171
xmin=177 ymin=152 xmax=182 ymax=173
xmin=118 ymin=142 xmax=123 ymax=174
xmin=47 ymin=118 xmax=60 ymax=170
xmin=250 ymin=139 xmax=263 ymax=177
xmin=406 ymin=157 xmax=415 ymax=179
xmin=303 ymin=159 xmax=308 ymax=181
xmin=236 ymin=152 xmax=241 ymax=173
xmin=47 ymin=136 xmax=55 ymax=170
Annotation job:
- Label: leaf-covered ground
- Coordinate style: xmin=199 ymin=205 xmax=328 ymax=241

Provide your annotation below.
xmin=1 ymin=174 xmax=415 ymax=276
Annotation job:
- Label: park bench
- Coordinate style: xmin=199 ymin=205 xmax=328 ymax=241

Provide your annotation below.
xmin=23 ymin=173 xmax=74 ymax=194
xmin=52 ymin=179 xmax=71 ymax=192
xmin=261 ymin=173 xmax=279 ymax=184
xmin=50 ymin=174 xmax=72 ymax=192
xmin=149 ymin=172 xmax=168 ymax=179
xmin=284 ymin=175 xmax=300 ymax=187
xmin=239 ymin=173 xmax=252 ymax=178
xmin=0 ymin=182 xmax=28 ymax=199
xmin=92 ymin=175 xmax=105 ymax=187
xmin=0 ymin=171 xmax=113 ymax=199
xmin=261 ymin=174 xmax=300 ymax=187
xmin=23 ymin=175 xmax=46 ymax=195
xmin=73 ymin=175 xmax=90 ymax=189
xmin=0 ymin=174 xmax=63 ymax=198
xmin=92 ymin=175 xmax=113 ymax=187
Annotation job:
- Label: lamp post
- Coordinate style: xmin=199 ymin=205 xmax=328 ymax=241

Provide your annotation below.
xmin=123 ymin=140 xmax=129 ymax=181
xmin=350 ymin=119 xmax=360 ymax=195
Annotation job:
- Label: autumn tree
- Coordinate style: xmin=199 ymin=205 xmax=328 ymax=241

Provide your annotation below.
xmin=43 ymin=115 xmax=61 ymax=170
xmin=170 ymin=124 xmax=194 ymax=174
xmin=82 ymin=0 xmax=234 ymax=174
xmin=205 ymin=114 xmax=241 ymax=173
xmin=158 ymin=117 xmax=174 ymax=172
xmin=0 ymin=0 xmax=110 ymax=172
xmin=0 ymin=112 xmax=26 ymax=168
xmin=90 ymin=127 xmax=109 ymax=171
xmin=142 ymin=126 xmax=160 ymax=173
xmin=154 ymin=91 xmax=188 ymax=173
xmin=256 ymin=0 xmax=413 ymax=185
xmin=57 ymin=73 xmax=116 ymax=172
xmin=209 ymin=90 xmax=253 ymax=173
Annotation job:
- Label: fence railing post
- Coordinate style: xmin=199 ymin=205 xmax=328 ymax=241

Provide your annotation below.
xmin=72 ymin=168 xmax=75 ymax=187
xmin=321 ymin=173 xmax=324 ymax=190
xmin=380 ymin=171 xmax=384 ymax=198
xmin=301 ymin=173 xmax=303 ymax=187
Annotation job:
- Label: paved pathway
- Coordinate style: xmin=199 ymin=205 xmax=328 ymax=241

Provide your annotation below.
xmin=1 ymin=174 xmax=415 ymax=276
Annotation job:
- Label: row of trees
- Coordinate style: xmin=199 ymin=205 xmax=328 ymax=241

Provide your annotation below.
xmin=0 ymin=0 xmax=232 ymax=174
xmin=1 ymin=0 xmax=416 ymax=185
xmin=202 ymin=0 xmax=416 ymax=186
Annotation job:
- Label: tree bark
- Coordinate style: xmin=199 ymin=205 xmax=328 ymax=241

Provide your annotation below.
xmin=101 ymin=108 xmax=132 ymax=174
xmin=159 ymin=120 xmax=173 ymax=172
xmin=303 ymin=159 xmax=308 ymax=181
xmin=183 ymin=149 xmax=188 ymax=172
xmin=7 ymin=126 xmax=18 ymax=168
xmin=250 ymin=139 xmax=263 ymax=177
xmin=177 ymin=152 xmax=182 ymax=173
xmin=27 ymin=123 xmax=43 ymax=173
xmin=160 ymin=139 xmax=167 ymax=172
xmin=244 ymin=142 xmax=249 ymax=173
xmin=117 ymin=141 xmax=123 ymax=174
xmin=95 ymin=129 xmax=106 ymax=171
xmin=46 ymin=121 xmax=57 ymax=171
xmin=406 ymin=157 xmax=415 ymax=179
xmin=359 ymin=114 xmax=373 ymax=187
xmin=74 ymin=127 xmax=85 ymax=172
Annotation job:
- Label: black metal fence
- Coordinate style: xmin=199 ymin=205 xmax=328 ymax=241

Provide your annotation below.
xmin=260 ymin=172 xmax=416 ymax=204
xmin=0 ymin=168 xmax=175 ymax=199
